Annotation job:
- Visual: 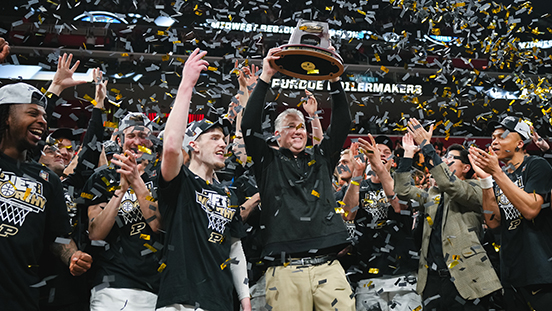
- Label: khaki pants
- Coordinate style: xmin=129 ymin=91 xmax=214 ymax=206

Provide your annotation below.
xmin=265 ymin=260 xmax=354 ymax=311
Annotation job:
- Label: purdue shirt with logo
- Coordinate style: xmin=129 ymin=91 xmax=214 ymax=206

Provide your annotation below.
xmin=82 ymin=165 xmax=161 ymax=293
xmin=494 ymin=155 xmax=552 ymax=287
xmin=0 ymin=152 xmax=70 ymax=311
xmin=156 ymin=166 xmax=244 ymax=311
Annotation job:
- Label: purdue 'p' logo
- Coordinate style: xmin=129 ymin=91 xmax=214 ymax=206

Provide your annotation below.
xmin=0 ymin=224 xmax=18 ymax=237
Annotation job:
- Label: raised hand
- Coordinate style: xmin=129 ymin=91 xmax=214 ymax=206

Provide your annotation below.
xmin=350 ymin=142 xmax=366 ymax=177
xmin=530 ymin=126 xmax=549 ymax=152
xmin=48 ymin=53 xmax=87 ymax=96
xmin=93 ymin=68 xmax=108 ymax=109
xmin=236 ymin=61 xmax=259 ymax=93
xmin=402 ymin=132 xmax=418 ymax=158
xmin=260 ymin=47 xmax=282 ymax=83
xmin=303 ymin=89 xmax=318 ymax=117
xmin=468 ymin=146 xmax=500 ymax=177
xmin=407 ymin=118 xmax=434 ymax=147
xmin=0 ymin=38 xmax=10 ymax=63
xmin=180 ymin=48 xmax=209 ymax=89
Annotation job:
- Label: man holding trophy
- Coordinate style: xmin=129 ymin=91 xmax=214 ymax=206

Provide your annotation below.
xmin=241 ymin=20 xmax=355 ymax=311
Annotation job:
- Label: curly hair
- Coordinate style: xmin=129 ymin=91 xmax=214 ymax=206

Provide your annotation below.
xmin=0 ymin=105 xmax=10 ymax=145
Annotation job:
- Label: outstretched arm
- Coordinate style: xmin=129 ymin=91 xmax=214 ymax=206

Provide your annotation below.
xmin=162 ymin=48 xmax=209 ymax=183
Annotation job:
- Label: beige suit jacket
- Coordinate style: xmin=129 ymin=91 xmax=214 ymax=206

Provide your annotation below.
xmin=394 ymin=162 xmax=502 ymax=299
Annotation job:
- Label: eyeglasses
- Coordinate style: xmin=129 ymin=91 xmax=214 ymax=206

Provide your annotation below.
xmin=444 ymin=153 xmax=463 ymax=160
xmin=42 ymin=145 xmax=61 ymax=155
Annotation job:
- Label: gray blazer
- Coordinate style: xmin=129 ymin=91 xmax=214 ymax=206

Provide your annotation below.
xmin=394 ymin=162 xmax=502 ymax=299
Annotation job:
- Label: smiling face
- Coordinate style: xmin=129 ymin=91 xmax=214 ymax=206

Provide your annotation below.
xmin=338 ymin=151 xmax=353 ymax=181
xmin=275 ymin=113 xmax=307 ymax=155
xmin=53 ymin=138 xmax=74 ymax=166
xmin=491 ymin=128 xmax=524 ymax=161
xmin=377 ymin=144 xmax=394 ymax=171
xmin=120 ymin=125 xmax=152 ymax=158
xmin=190 ymin=127 xmax=227 ymax=170
xmin=443 ymin=150 xmax=469 ymax=180
xmin=5 ymin=104 xmax=47 ymax=153
xmin=39 ymin=145 xmax=65 ymax=176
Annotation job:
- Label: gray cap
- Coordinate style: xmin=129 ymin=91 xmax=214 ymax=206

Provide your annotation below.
xmin=0 ymin=82 xmax=47 ymax=108
xmin=497 ymin=116 xmax=531 ymax=141
xmin=118 ymin=112 xmax=153 ymax=132
xmin=183 ymin=118 xmax=231 ymax=151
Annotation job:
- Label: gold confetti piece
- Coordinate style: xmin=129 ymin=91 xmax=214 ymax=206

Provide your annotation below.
xmin=426 ymin=216 xmax=434 ymax=226
xmin=368 ymin=268 xmax=379 ymax=274
xmin=351 ymin=180 xmax=360 ymax=186
xmin=101 ymin=177 xmax=110 ymax=186
xmin=448 ymin=260 xmax=459 ymax=269
xmin=143 ymin=243 xmax=157 ymax=252
xmin=104 ymin=121 xmax=117 ymax=128
xmin=335 ymin=207 xmax=345 ymax=214
xmin=23 ymin=188 xmax=31 ymax=200
xmin=363 ymin=281 xmax=373 ymax=287
xmin=492 ymin=242 xmax=500 ymax=252
xmin=138 ymin=145 xmax=152 ymax=155
xmin=452 ymin=255 xmax=460 ymax=260
xmin=80 ymin=192 xmax=93 ymax=199
xmin=311 ymin=190 xmax=320 ymax=198
xmin=208 ymin=66 xmax=218 ymax=71
xmin=308 ymin=160 xmax=316 ymax=166
xmin=157 ymin=263 xmax=167 ymax=272
xmin=307 ymin=69 xmax=319 ymax=74
xmin=121 ymin=53 xmax=129 ymax=57
xmin=283 ymin=261 xmax=290 ymax=267
xmin=140 ymin=234 xmax=151 ymax=240
xmin=380 ymin=66 xmax=389 ymax=73
xmin=145 ymin=195 xmax=156 ymax=202
xmin=107 ymin=185 xmax=121 ymax=192
xmin=413 ymin=306 xmax=422 ymax=311
xmin=162 ymin=54 xmax=170 ymax=61
xmin=337 ymin=201 xmax=345 ymax=206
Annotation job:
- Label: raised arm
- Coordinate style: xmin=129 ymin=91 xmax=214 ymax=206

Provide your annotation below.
xmin=341 ymin=142 xmax=366 ymax=220
xmin=407 ymin=118 xmax=482 ymax=209
xmin=303 ymin=89 xmax=323 ymax=145
xmin=359 ymin=135 xmax=402 ymax=213
xmin=233 ymin=63 xmax=258 ymax=165
xmin=241 ymin=48 xmax=282 ymax=168
xmin=394 ymin=133 xmax=428 ymax=209
xmin=162 ymin=48 xmax=209 ymax=182
xmin=63 ymin=68 xmax=108 ymax=189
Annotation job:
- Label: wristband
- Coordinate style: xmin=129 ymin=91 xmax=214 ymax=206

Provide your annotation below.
xmin=480 ymin=176 xmax=494 ymax=189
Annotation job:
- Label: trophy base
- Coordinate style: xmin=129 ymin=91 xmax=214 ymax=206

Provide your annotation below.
xmin=270 ymin=44 xmax=344 ymax=81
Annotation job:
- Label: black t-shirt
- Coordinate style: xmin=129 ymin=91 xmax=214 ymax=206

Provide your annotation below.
xmin=494 ymin=155 xmax=552 ymax=287
xmin=82 ymin=165 xmax=161 ymax=293
xmin=0 ymin=152 xmax=71 ymax=311
xmin=354 ymin=178 xmax=418 ymax=278
xmin=157 ymin=166 xmax=245 ymax=311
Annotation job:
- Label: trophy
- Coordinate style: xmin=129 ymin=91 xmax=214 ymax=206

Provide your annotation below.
xmin=270 ymin=20 xmax=344 ymax=81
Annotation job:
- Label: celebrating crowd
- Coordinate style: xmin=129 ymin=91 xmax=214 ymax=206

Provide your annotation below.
xmin=1 ymin=39 xmax=552 ymax=311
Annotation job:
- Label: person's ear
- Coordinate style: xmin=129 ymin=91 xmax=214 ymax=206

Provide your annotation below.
xmin=463 ymin=163 xmax=471 ymax=174
xmin=189 ymin=140 xmax=199 ymax=153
